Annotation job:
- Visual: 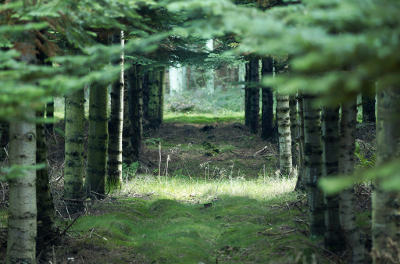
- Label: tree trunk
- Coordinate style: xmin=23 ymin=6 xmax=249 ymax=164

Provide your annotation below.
xmin=46 ymin=98 xmax=54 ymax=134
xmin=321 ymin=106 xmax=345 ymax=252
xmin=7 ymin=30 xmax=37 ymax=264
xmin=127 ymin=65 xmax=143 ymax=162
xmin=303 ymin=95 xmax=325 ymax=236
xmin=261 ymin=57 xmax=274 ymax=140
xmin=123 ymin=69 xmax=134 ymax=163
xmin=362 ymin=89 xmax=376 ymax=124
xmin=339 ymin=99 xmax=365 ymax=264
xmin=248 ymin=58 xmax=260 ymax=133
xmin=276 ymin=93 xmax=292 ymax=176
xmin=0 ymin=122 xmax=9 ymax=161
xmin=86 ymin=82 xmax=108 ymax=197
xmin=158 ymin=69 xmax=165 ymax=126
xmin=7 ymin=110 xmax=37 ymax=264
xmin=64 ymin=89 xmax=85 ymax=210
xmin=289 ymin=95 xmax=298 ymax=167
xmin=143 ymin=68 xmax=163 ymax=129
xmin=295 ymin=94 xmax=306 ymax=191
xmin=107 ymin=31 xmax=124 ymax=189
xmin=372 ymin=86 xmax=400 ymax=264
xmin=36 ymin=109 xmax=56 ymax=251
xmin=244 ymin=61 xmax=250 ymax=127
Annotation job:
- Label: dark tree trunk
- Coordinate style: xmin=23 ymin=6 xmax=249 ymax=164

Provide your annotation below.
xmin=248 ymin=58 xmax=260 ymax=133
xmin=127 ymin=65 xmax=143 ymax=162
xmin=244 ymin=62 xmax=250 ymax=127
xmin=46 ymin=99 xmax=54 ymax=134
xmin=321 ymin=106 xmax=345 ymax=252
xmin=303 ymin=94 xmax=325 ymax=237
xmin=142 ymin=68 xmax=164 ymax=129
xmin=261 ymin=57 xmax=274 ymax=140
xmin=289 ymin=95 xmax=298 ymax=167
xmin=0 ymin=122 xmax=9 ymax=161
xmin=36 ymin=110 xmax=57 ymax=251
xmin=362 ymin=88 xmax=376 ymax=124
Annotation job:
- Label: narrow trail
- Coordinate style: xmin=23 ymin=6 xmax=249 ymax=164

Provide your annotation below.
xmin=50 ymin=120 xmax=339 ymax=264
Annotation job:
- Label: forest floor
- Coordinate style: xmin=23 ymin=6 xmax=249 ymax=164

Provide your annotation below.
xmin=0 ymin=112 xmax=375 ymax=264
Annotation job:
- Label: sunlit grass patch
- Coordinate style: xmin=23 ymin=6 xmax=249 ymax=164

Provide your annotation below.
xmin=164 ymin=111 xmax=244 ymax=124
xmin=121 ymin=175 xmax=296 ymax=203
xmin=65 ymin=176 xmax=337 ymax=263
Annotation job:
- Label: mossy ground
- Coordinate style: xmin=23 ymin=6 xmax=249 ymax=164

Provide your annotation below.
xmin=54 ymin=176 xmax=338 ymax=264
xmin=0 ymin=112 xmax=373 ymax=263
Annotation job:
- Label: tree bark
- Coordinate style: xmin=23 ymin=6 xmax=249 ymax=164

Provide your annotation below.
xmin=0 ymin=122 xmax=9 ymax=161
xmin=276 ymin=93 xmax=292 ymax=176
xmin=248 ymin=58 xmax=260 ymax=133
xmin=64 ymin=89 xmax=85 ymax=210
xmin=7 ymin=111 xmax=37 ymax=264
xmin=261 ymin=57 xmax=274 ymax=140
xmin=7 ymin=30 xmax=37 ymax=264
xmin=303 ymin=95 xmax=325 ymax=236
xmin=36 ymin=110 xmax=56 ymax=251
xmin=372 ymin=86 xmax=400 ymax=264
xmin=127 ymin=65 xmax=143 ymax=162
xmin=339 ymin=99 xmax=365 ymax=264
xmin=107 ymin=31 xmax=124 ymax=189
xmin=244 ymin=61 xmax=250 ymax=127
xmin=46 ymin=98 xmax=54 ymax=134
xmin=295 ymin=94 xmax=306 ymax=191
xmin=362 ymin=89 xmax=376 ymax=124
xmin=86 ymin=82 xmax=108 ymax=197
xmin=289 ymin=95 xmax=298 ymax=167
xmin=143 ymin=68 xmax=163 ymax=129
xmin=321 ymin=106 xmax=345 ymax=252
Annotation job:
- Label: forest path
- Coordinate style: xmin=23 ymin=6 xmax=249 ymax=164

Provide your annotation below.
xmin=57 ymin=185 xmax=317 ymax=264
xmin=53 ymin=119 xmax=338 ymax=264
xmin=141 ymin=120 xmax=278 ymax=179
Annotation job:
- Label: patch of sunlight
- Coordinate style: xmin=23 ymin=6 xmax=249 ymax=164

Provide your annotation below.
xmin=120 ymin=175 xmax=296 ymax=202
xmin=164 ymin=111 xmax=244 ymax=124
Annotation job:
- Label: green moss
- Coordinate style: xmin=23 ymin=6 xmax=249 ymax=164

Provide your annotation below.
xmin=66 ymin=177 xmax=333 ymax=263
